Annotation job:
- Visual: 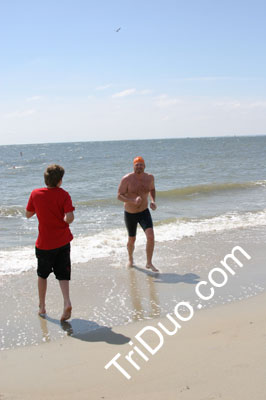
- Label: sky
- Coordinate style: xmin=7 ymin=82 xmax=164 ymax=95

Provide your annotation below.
xmin=0 ymin=0 xmax=266 ymax=145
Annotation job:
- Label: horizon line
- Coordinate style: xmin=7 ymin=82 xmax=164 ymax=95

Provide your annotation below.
xmin=1 ymin=133 xmax=266 ymax=147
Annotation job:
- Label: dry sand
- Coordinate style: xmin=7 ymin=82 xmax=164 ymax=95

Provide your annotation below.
xmin=1 ymin=291 xmax=266 ymax=400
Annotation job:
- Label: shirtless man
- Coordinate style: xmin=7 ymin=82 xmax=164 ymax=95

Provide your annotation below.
xmin=117 ymin=156 xmax=159 ymax=272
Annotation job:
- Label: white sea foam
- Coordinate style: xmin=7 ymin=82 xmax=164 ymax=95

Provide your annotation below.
xmin=0 ymin=247 xmax=35 ymax=276
xmin=7 ymin=165 xmax=25 ymax=170
xmin=155 ymin=209 xmax=266 ymax=242
xmin=1 ymin=209 xmax=266 ymax=276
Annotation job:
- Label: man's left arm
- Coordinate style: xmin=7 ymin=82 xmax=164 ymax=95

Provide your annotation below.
xmin=149 ymin=175 xmax=157 ymax=210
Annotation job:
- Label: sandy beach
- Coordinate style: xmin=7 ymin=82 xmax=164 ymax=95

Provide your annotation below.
xmin=0 ymin=290 xmax=266 ymax=400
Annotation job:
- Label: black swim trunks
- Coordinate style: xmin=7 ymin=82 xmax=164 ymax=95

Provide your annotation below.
xmin=124 ymin=208 xmax=153 ymax=237
xmin=35 ymin=243 xmax=71 ymax=280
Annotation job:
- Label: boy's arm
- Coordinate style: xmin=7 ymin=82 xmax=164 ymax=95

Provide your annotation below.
xmin=25 ymin=210 xmax=35 ymax=218
xmin=26 ymin=192 xmax=35 ymax=218
xmin=64 ymin=211 xmax=74 ymax=224
xmin=63 ymin=191 xmax=75 ymax=224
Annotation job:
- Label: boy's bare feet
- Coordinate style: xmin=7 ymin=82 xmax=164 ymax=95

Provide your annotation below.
xmin=146 ymin=263 xmax=159 ymax=272
xmin=60 ymin=305 xmax=72 ymax=322
xmin=127 ymin=257 xmax=134 ymax=268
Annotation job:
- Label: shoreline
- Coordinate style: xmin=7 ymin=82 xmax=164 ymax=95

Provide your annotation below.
xmin=1 ymin=226 xmax=266 ymax=351
xmin=1 ymin=291 xmax=266 ymax=399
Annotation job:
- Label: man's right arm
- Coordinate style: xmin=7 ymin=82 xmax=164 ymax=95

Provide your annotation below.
xmin=117 ymin=177 xmax=141 ymax=205
xmin=117 ymin=177 xmax=130 ymax=202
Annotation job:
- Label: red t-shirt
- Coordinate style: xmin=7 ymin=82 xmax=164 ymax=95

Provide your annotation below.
xmin=26 ymin=187 xmax=75 ymax=250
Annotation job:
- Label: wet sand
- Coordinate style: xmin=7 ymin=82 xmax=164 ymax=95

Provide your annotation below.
xmin=1 ymin=226 xmax=266 ymax=350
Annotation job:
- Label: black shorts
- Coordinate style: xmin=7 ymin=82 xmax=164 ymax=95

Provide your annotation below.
xmin=124 ymin=208 xmax=153 ymax=237
xmin=35 ymin=243 xmax=71 ymax=280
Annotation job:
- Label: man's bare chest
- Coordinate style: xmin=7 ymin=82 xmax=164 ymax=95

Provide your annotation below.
xmin=128 ymin=177 xmax=151 ymax=194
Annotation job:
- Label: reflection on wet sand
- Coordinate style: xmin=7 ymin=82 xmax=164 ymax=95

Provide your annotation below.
xmin=147 ymin=275 xmax=161 ymax=318
xmin=128 ymin=267 xmax=160 ymax=321
xmin=38 ymin=315 xmax=50 ymax=343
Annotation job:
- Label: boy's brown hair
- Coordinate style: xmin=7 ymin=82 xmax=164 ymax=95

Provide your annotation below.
xmin=44 ymin=164 xmax=65 ymax=187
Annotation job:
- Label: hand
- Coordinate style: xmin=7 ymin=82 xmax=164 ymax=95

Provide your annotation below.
xmin=135 ymin=196 xmax=142 ymax=206
xmin=64 ymin=212 xmax=74 ymax=224
xmin=150 ymin=201 xmax=157 ymax=210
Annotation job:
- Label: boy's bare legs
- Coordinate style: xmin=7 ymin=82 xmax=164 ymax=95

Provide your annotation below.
xmin=38 ymin=277 xmax=47 ymax=315
xmin=127 ymin=236 xmax=136 ymax=267
xmin=59 ymin=280 xmax=72 ymax=321
xmin=145 ymin=228 xmax=159 ymax=272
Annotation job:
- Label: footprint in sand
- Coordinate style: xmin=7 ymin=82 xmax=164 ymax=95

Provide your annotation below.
xmin=179 ymin=385 xmax=190 ymax=392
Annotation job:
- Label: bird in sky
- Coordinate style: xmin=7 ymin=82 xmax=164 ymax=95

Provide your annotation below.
xmin=115 ymin=27 xmax=121 ymax=32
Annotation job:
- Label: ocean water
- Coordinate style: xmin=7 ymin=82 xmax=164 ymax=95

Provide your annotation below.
xmin=1 ymin=135 xmax=266 ymax=276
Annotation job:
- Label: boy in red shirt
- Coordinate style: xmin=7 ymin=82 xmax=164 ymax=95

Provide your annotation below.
xmin=26 ymin=164 xmax=75 ymax=322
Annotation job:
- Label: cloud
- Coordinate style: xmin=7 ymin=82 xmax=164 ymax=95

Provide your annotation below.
xmin=26 ymin=96 xmax=41 ymax=102
xmin=5 ymin=109 xmax=36 ymax=118
xmin=139 ymin=89 xmax=152 ymax=95
xmin=1 ymin=94 xmax=266 ymax=145
xmin=112 ymin=88 xmax=136 ymax=98
xmin=154 ymin=94 xmax=180 ymax=108
xmin=96 ymin=84 xmax=112 ymax=91
xmin=248 ymin=101 xmax=266 ymax=109
xmin=214 ymin=100 xmax=266 ymax=110
xmin=214 ymin=101 xmax=242 ymax=110
xmin=162 ymin=115 xmax=171 ymax=121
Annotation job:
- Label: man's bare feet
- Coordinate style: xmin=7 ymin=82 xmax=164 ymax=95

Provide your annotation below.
xmin=60 ymin=305 xmax=72 ymax=322
xmin=38 ymin=305 xmax=46 ymax=317
xmin=146 ymin=263 xmax=159 ymax=272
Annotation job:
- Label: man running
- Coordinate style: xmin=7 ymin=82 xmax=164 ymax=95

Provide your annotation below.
xmin=117 ymin=156 xmax=159 ymax=272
